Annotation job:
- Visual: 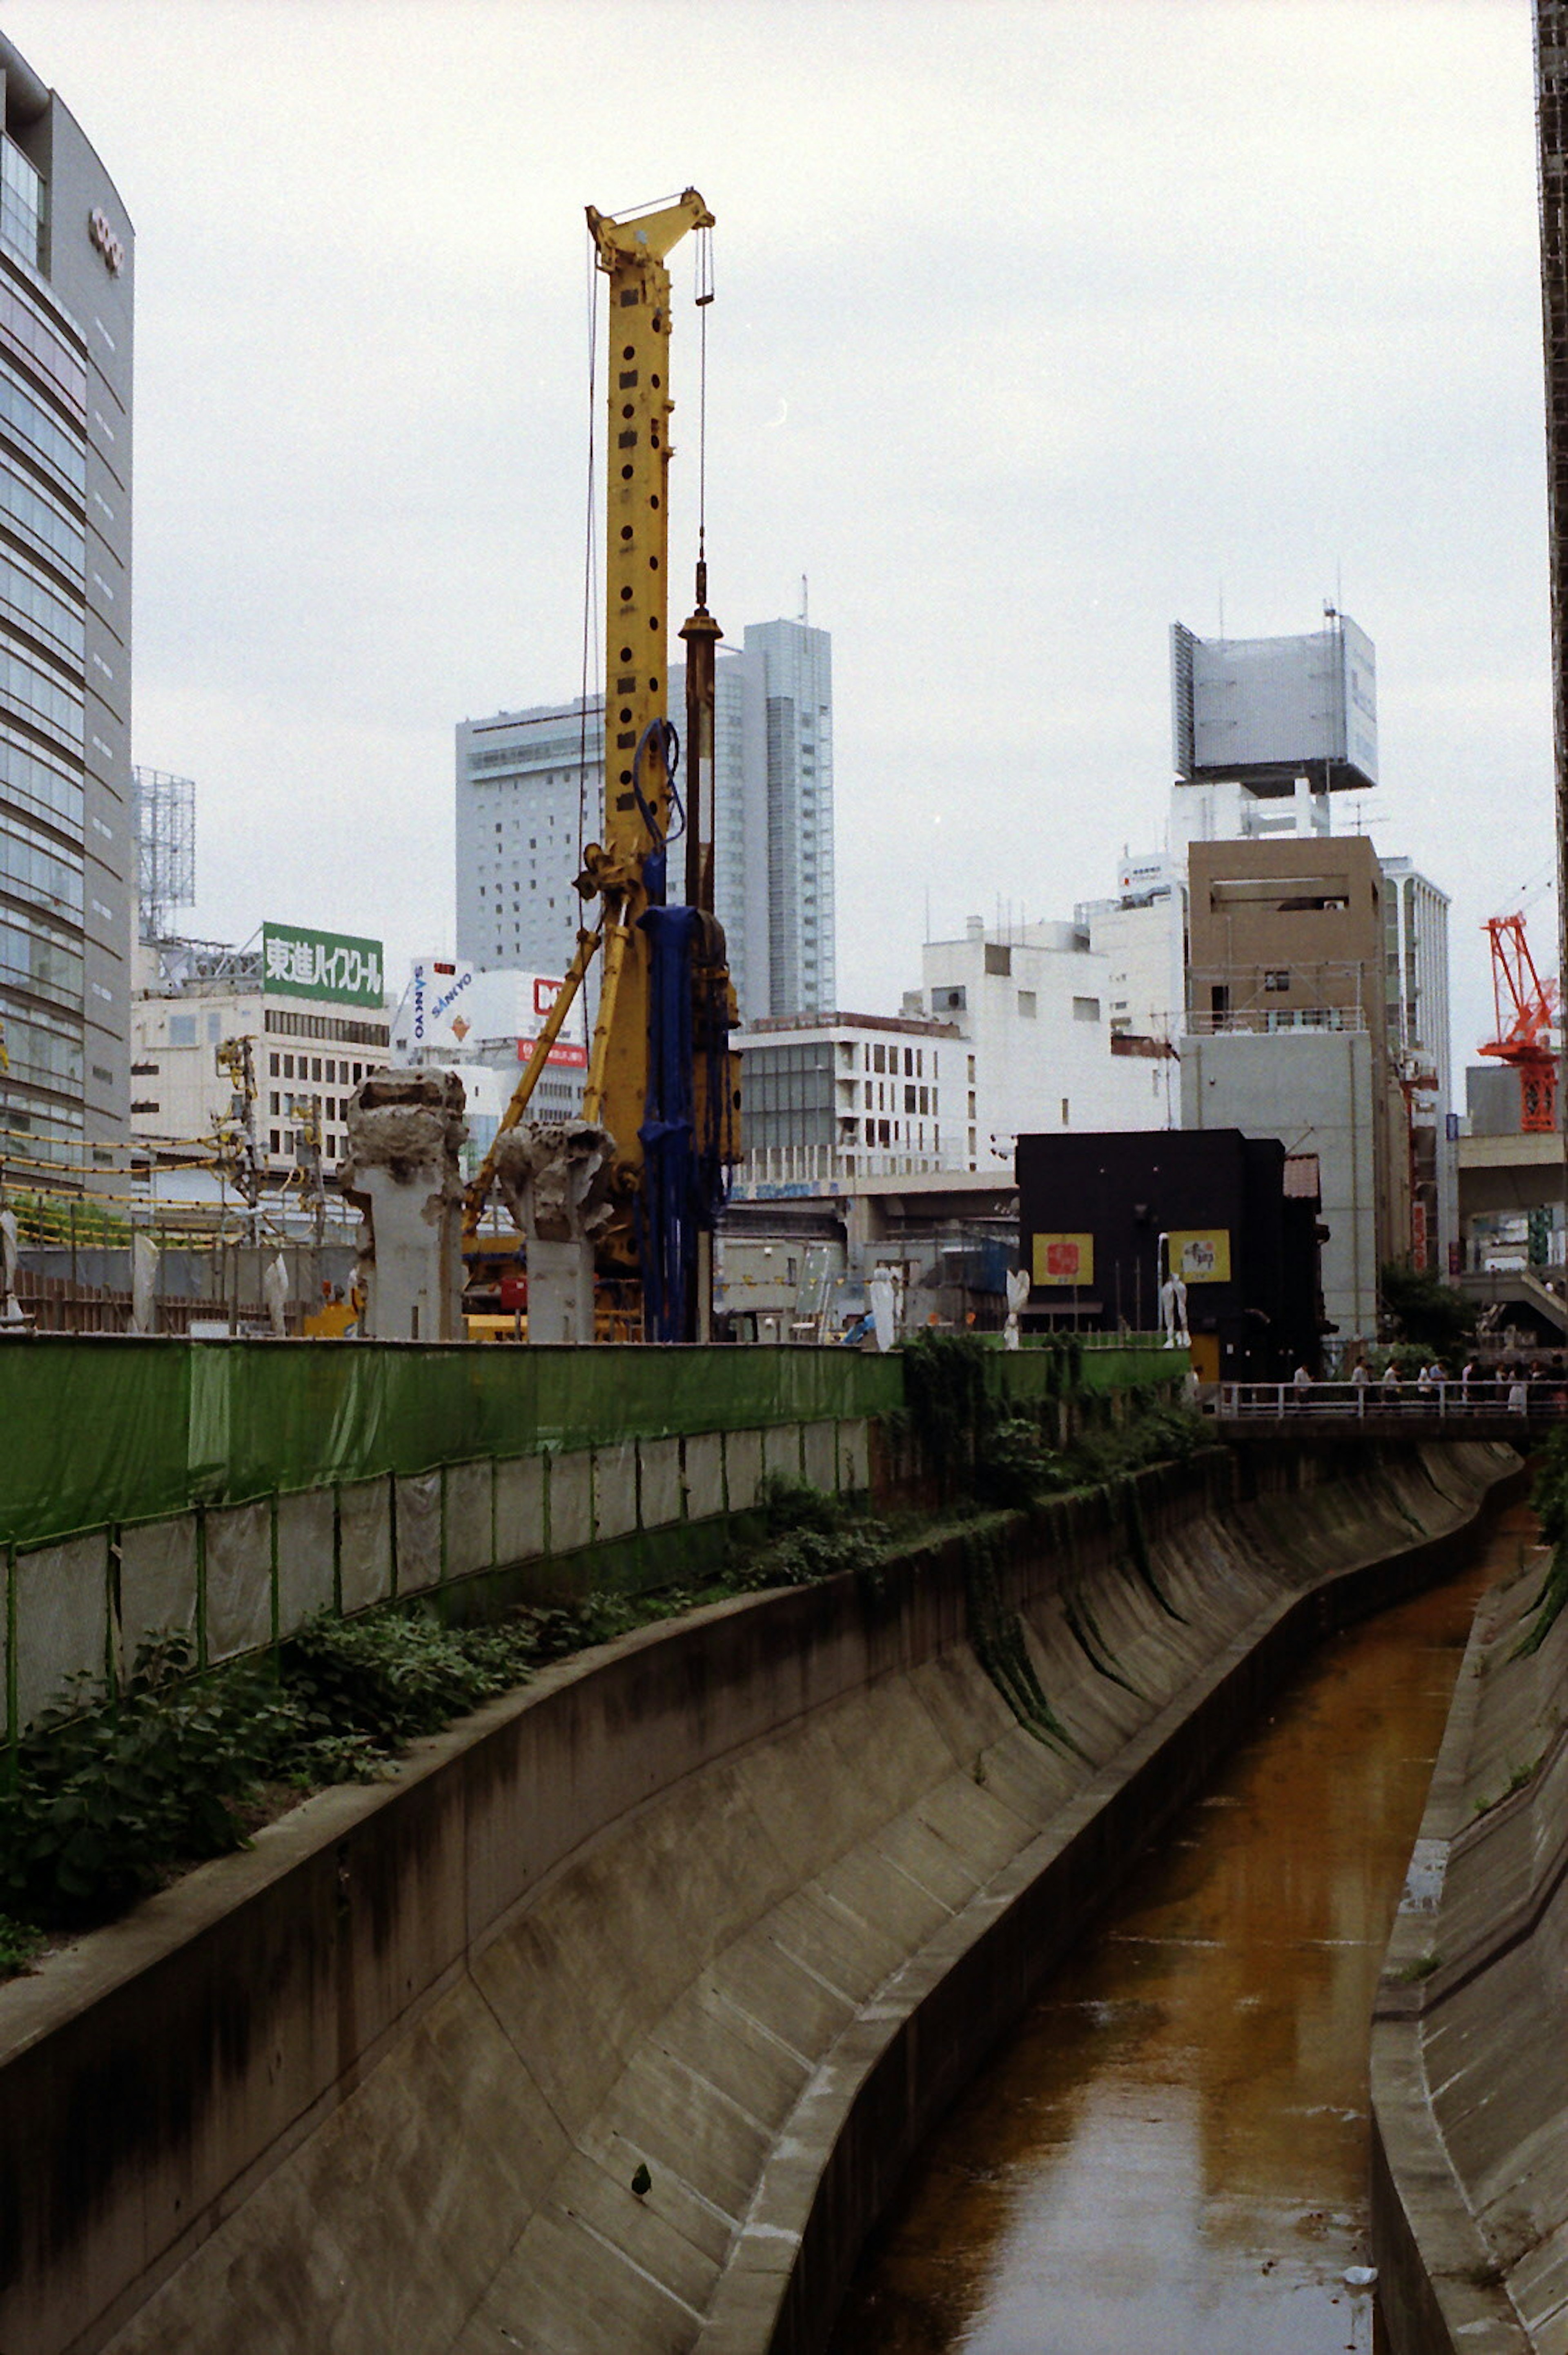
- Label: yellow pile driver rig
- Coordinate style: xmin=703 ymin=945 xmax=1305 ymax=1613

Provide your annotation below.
xmin=461 ymin=190 xmax=740 ymax=1343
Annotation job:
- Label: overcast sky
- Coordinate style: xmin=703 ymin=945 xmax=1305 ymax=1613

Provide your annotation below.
xmin=4 ymin=0 xmax=1555 ymax=1084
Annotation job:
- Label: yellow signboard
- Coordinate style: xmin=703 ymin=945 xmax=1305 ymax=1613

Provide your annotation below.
xmin=1168 ymin=1228 xmax=1231 ymax=1284
xmin=1031 ymin=1232 xmax=1094 ymax=1286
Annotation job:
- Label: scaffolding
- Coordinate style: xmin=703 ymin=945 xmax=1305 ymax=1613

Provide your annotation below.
xmin=131 ymin=766 xmax=196 ymax=942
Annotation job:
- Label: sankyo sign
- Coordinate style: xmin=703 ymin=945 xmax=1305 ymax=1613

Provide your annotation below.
xmin=263 ymin=924 xmax=384 ymax=1007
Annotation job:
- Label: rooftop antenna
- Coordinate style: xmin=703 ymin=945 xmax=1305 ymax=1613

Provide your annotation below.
xmin=799 ymin=573 xmax=808 ymax=624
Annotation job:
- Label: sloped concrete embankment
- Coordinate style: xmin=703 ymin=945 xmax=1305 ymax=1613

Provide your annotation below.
xmin=1372 ymin=1507 xmax=1568 ymax=2355
xmin=0 ymin=1440 xmax=1516 ymax=2355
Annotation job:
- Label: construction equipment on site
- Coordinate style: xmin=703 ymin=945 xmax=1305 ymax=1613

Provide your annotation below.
xmin=1479 ymin=911 xmax=1559 ymax=1132
xmin=461 ymin=187 xmax=740 ymax=1343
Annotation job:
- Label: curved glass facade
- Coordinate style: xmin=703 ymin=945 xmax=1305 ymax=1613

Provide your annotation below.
xmin=0 ymin=40 xmax=131 ymax=1184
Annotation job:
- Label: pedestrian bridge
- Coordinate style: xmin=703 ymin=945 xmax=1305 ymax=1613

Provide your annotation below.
xmin=1209 ymin=1378 xmax=1562 ymax=1445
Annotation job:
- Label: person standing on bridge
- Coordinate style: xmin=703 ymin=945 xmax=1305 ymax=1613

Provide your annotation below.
xmin=1381 ymin=1361 xmax=1401 ymax=1399
xmin=1292 ymin=1363 xmax=1312 ymax=1399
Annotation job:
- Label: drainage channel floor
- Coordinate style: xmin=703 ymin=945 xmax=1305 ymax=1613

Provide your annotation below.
xmin=827 ymin=1523 xmax=1522 ymax=2355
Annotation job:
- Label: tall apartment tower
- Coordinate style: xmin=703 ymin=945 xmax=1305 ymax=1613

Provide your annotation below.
xmin=0 ymin=35 xmax=133 ymax=1185
xmin=745 ymin=617 xmax=835 ymax=1020
xmin=455 ymin=612 xmax=836 ymax=1026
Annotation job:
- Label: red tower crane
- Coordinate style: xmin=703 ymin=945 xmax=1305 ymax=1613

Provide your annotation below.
xmin=1479 ymin=912 xmax=1559 ymax=1133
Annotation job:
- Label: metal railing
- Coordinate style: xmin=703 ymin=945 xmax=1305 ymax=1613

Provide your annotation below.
xmin=1214 ymin=1378 xmax=1564 ymax=1420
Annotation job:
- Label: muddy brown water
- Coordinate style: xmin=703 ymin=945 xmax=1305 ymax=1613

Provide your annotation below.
xmin=829 ymin=1508 xmax=1533 ymax=2355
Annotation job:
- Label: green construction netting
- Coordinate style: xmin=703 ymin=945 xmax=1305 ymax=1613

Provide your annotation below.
xmin=0 ymin=1337 xmax=1181 ymax=1550
xmin=0 ymin=1340 xmax=904 ymax=1547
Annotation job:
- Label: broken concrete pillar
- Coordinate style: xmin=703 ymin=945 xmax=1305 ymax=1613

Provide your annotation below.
xmin=341 ymin=1070 xmax=468 ymax=1342
xmin=491 ymin=1121 xmax=615 ymax=1346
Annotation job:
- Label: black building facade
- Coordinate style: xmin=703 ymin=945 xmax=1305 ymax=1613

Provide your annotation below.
xmin=1016 ymin=1127 xmax=1324 ymax=1381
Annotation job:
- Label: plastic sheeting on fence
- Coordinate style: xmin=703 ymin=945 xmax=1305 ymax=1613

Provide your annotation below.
xmin=0 ymin=1339 xmax=906 ymax=1548
xmin=0 ymin=1335 xmax=1187 ymax=1552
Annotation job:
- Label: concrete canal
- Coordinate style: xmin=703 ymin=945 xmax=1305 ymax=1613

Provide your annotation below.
xmin=827 ymin=1508 xmax=1531 ymax=2355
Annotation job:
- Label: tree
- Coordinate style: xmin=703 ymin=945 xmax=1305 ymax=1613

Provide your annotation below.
xmin=1379 ymin=1261 xmax=1475 ymax=1357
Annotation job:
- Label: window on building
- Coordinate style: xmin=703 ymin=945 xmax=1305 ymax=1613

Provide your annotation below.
xmin=1072 ymin=997 xmax=1100 ymax=1022
xmin=873 ymin=1044 xmax=885 ymax=1073
xmin=269 ymin=1052 xmax=279 ymax=1077
xmin=1061 ymin=1097 xmax=1070 ymax=1125
xmin=207 ymin=1013 xmax=223 ymax=1042
xmin=984 ymin=943 xmax=1011 ymax=976
xmin=1264 ymin=969 xmax=1290 ymax=991
xmin=283 ymin=1054 xmax=295 ymax=1078
xmin=967 ymin=1055 xmax=976 ymax=1083
xmin=1018 ymin=991 xmax=1037 ymax=1018
xmin=270 ymin=1130 xmax=280 ymax=1154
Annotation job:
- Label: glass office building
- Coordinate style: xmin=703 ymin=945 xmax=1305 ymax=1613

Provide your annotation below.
xmin=0 ymin=34 xmax=133 ymax=1185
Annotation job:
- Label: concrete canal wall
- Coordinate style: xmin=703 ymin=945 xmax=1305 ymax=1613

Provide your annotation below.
xmin=0 ymin=1437 xmax=1517 ymax=2355
xmin=1372 ymin=1510 xmax=1568 ymax=2355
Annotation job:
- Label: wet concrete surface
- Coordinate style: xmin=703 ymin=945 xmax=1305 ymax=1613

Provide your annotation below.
xmin=828 ymin=1524 xmax=1527 ymax=2355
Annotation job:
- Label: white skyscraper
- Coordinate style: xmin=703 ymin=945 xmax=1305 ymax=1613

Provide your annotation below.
xmin=745 ymin=617 xmax=835 ymax=1020
xmin=457 ymin=612 xmax=837 ymax=1025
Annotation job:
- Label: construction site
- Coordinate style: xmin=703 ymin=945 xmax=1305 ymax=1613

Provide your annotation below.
xmin=0 ymin=7 xmax=1567 ymax=2355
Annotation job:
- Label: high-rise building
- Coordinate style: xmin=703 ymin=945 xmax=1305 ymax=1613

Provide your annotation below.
xmin=1379 ymin=854 xmax=1454 ymax=1272
xmin=0 ymin=35 xmax=134 ymax=1187
xmin=669 ymin=639 xmax=768 ymax=1022
xmin=455 ymin=613 xmax=835 ymax=1026
xmin=743 ymin=617 xmax=835 ymax=1019
xmin=454 ymin=697 xmax=601 ymax=979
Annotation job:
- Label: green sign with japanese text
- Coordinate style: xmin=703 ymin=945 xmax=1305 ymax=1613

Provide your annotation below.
xmin=263 ymin=923 xmax=384 ymax=1007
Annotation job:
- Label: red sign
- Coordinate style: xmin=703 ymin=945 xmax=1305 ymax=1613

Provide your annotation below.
xmin=1045 ymin=1241 xmax=1083 ymax=1277
xmin=518 ymin=1036 xmax=588 ymax=1069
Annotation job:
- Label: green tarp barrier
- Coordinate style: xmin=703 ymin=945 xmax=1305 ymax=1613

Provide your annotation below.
xmin=0 ymin=1340 xmax=904 ymax=1548
xmin=0 ymin=1336 xmax=1181 ymax=1551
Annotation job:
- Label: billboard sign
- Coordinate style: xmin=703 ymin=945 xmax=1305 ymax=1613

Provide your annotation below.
xmin=1167 ymin=1228 xmax=1231 ymax=1284
xmin=1031 ymin=1232 xmax=1094 ymax=1286
xmin=264 ymin=924 xmax=383 ymax=1007
xmin=408 ymin=957 xmax=477 ymax=1049
xmin=518 ymin=973 xmax=588 ymax=1069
